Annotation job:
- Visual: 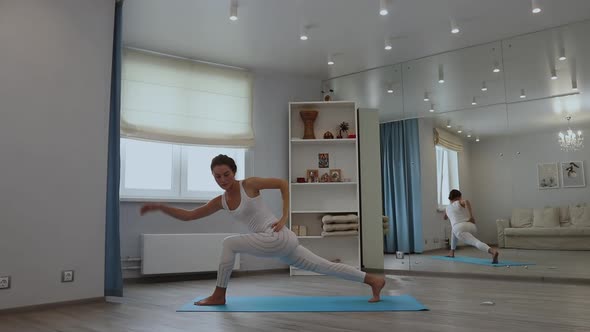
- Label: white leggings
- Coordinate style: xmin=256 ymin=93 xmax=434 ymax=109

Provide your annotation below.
xmin=216 ymin=228 xmax=366 ymax=288
xmin=451 ymin=222 xmax=490 ymax=253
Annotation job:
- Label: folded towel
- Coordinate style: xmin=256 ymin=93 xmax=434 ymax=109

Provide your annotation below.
xmin=323 ymin=223 xmax=359 ymax=232
xmin=322 ymin=214 xmax=358 ymax=224
xmin=321 ymin=230 xmax=359 ymax=237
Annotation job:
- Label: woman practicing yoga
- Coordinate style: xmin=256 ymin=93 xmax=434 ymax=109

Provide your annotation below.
xmin=444 ymin=189 xmax=499 ymax=263
xmin=140 ymin=154 xmax=385 ymax=305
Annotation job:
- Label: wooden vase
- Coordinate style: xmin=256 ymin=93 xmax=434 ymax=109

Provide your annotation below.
xmin=300 ymin=110 xmax=318 ymax=139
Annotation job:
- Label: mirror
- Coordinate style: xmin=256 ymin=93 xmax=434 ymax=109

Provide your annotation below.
xmin=324 ymin=19 xmax=590 ymax=281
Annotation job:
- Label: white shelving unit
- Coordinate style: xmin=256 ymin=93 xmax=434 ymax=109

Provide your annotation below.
xmin=288 ymin=101 xmax=361 ymax=276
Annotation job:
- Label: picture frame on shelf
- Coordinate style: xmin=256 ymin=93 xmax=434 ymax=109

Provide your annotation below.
xmin=329 ymin=169 xmax=342 ymax=182
xmin=306 ymin=169 xmax=319 ymax=183
xmin=318 ymin=153 xmax=329 ymax=168
xmin=320 ymin=172 xmax=331 ymax=183
xmin=561 ymin=161 xmax=586 ymax=188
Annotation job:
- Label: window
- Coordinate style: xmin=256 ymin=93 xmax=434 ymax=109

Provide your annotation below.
xmin=436 ymin=145 xmax=459 ymax=209
xmin=120 ymin=49 xmax=253 ymax=147
xmin=120 ymin=138 xmax=246 ymax=201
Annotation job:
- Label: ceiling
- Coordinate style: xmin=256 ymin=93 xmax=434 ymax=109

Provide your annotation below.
xmin=122 ymin=0 xmax=590 ymax=79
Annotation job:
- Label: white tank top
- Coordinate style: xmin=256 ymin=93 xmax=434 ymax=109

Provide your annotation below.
xmin=446 ymin=200 xmax=470 ymax=227
xmin=221 ymin=181 xmax=278 ymax=233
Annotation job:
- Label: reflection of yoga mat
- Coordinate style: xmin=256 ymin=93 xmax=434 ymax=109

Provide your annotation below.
xmin=178 ymin=295 xmax=428 ymax=312
xmin=431 ymin=255 xmax=534 ymax=267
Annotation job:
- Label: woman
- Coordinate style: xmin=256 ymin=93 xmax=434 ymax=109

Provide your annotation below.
xmin=140 ymin=154 xmax=385 ymax=305
xmin=443 ymin=189 xmax=499 ymax=263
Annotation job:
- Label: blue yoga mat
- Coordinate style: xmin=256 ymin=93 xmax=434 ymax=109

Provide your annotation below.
xmin=178 ymin=295 xmax=428 ymax=312
xmin=431 ymin=255 xmax=534 ymax=267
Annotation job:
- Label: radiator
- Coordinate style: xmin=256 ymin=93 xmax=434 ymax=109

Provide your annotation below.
xmin=141 ymin=233 xmax=240 ymax=275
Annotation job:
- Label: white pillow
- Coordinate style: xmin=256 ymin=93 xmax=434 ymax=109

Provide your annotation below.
xmin=570 ymin=205 xmax=590 ymax=227
xmin=511 ymin=208 xmax=533 ymax=228
xmin=532 ymin=207 xmax=560 ymax=228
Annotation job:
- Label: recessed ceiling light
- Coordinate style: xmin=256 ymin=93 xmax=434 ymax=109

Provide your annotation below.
xmin=471 ymin=97 xmax=477 ymax=106
xmin=384 ymin=38 xmax=392 ymax=50
xmin=379 ymin=0 xmax=389 ymax=16
xmin=229 ymin=0 xmax=238 ymax=21
xmin=424 ymin=92 xmax=429 ymax=101
xmin=481 ymin=81 xmax=488 ymax=91
xmin=450 ymin=19 xmax=460 ymax=34
xmin=520 ymin=89 xmax=526 ymax=98
xmin=429 ymin=104 xmax=435 ymax=112
xmin=438 ymin=64 xmax=445 ymax=83
xmin=531 ymin=0 xmax=541 ymax=14
xmin=327 ymin=55 xmax=335 ymax=66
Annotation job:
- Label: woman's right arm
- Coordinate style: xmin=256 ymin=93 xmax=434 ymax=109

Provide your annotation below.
xmin=140 ymin=196 xmax=223 ymax=221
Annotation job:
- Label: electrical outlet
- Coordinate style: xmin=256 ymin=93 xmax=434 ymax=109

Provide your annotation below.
xmin=0 ymin=276 xmax=11 ymax=289
xmin=61 ymin=270 xmax=74 ymax=283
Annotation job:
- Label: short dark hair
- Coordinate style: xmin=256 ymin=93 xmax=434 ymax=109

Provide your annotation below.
xmin=448 ymin=189 xmax=462 ymax=201
xmin=210 ymin=154 xmax=237 ymax=173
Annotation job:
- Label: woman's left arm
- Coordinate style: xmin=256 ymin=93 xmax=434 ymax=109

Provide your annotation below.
xmin=243 ymin=177 xmax=289 ymax=231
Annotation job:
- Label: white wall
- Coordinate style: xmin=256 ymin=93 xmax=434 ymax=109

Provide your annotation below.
xmin=0 ymin=0 xmax=114 ymax=310
xmin=119 ymin=71 xmax=321 ymax=276
xmin=468 ymin=127 xmax=590 ymax=243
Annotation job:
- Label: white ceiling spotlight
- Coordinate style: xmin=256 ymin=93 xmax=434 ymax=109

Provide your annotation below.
xmin=387 ymin=83 xmax=394 ymax=94
xmin=551 ymin=67 xmax=558 ymax=80
xmin=384 ymin=38 xmax=393 ymax=50
xmin=572 ymin=79 xmax=578 ymax=91
xmin=531 ymin=0 xmax=542 ymax=14
xmin=450 ymin=19 xmax=460 ymax=34
xmin=493 ymin=61 xmax=501 ymax=73
xmin=438 ymin=64 xmax=445 ymax=83
xmin=558 ymin=47 xmax=567 ymax=61
xmin=476 ymin=137 xmax=480 ymax=142
xmin=327 ymin=55 xmax=335 ymax=66
xmin=446 ymin=120 xmax=452 ymax=128
xmin=471 ymin=97 xmax=477 ymax=106
xmin=379 ymin=0 xmax=390 ymax=16
xmin=423 ymin=92 xmax=430 ymax=101
xmin=229 ymin=0 xmax=238 ymax=21
xmin=467 ymin=132 xmax=472 ymax=138
xmin=457 ymin=126 xmax=463 ymax=134
xmin=300 ymin=25 xmax=309 ymax=41
xmin=481 ymin=81 xmax=488 ymax=91
xmin=520 ymin=89 xmax=527 ymax=98
xmin=429 ymin=104 xmax=435 ymax=113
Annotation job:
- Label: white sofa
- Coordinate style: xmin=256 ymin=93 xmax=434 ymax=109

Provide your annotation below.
xmin=496 ymin=203 xmax=590 ymax=250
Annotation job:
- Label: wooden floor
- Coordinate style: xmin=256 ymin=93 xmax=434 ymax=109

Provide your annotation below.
xmin=1 ymin=272 xmax=589 ymax=332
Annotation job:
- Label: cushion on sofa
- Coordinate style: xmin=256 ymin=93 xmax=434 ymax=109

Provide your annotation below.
xmin=559 ymin=206 xmax=572 ymax=226
xmin=504 ymin=227 xmax=561 ymax=236
xmin=570 ymin=204 xmax=590 ymax=227
xmin=532 ymin=207 xmax=560 ymax=228
xmin=511 ymin=208 xmax=533 ymax=228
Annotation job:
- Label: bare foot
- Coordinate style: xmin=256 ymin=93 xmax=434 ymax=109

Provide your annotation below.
xmin=195 ymin=287 xmax=227 ymax=306
xmin=195 ymin=295 xmax=226 ymax=306
xmin=365 ymin=274 xmax=386 ymax=303
xmin=491 ymin=248 xmax=499 ymax=264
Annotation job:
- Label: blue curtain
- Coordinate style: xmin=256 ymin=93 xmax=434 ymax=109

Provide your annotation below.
xmin=381 ymin=119 xmax=423 ymax=254
xmin=105 ymin=0 xmax=123 ymax=297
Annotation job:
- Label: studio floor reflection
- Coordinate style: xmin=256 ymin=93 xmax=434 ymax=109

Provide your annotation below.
xmin=385 ymin=247 xmax=590 ymax=281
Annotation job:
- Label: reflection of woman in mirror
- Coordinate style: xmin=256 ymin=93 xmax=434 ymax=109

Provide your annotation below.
xmin=443 ymin=189 xmax=499 ymax=263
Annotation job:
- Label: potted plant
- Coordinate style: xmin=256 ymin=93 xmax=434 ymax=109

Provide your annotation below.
xmin=337 ymin=121 xmax=349 ymax=139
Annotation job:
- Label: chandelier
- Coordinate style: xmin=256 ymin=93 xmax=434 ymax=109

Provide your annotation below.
xmin=558 ymin=116 xmax=584 ymax=151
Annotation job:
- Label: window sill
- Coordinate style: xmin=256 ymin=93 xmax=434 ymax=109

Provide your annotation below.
xmin=120 ymin=196 xmax=212 ymax=204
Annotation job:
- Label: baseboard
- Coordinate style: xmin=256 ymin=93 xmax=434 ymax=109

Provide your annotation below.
xmin=124 ymin=268 xmax=289 ymax=284
xmin=0 ymin=297 xmax=105 ymax=315
xmin=382 ymin=269 xmax=590 ymax=285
